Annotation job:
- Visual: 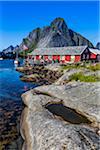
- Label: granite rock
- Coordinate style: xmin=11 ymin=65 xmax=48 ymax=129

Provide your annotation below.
xmin=21 ymin=82 xmax=100 ymax=150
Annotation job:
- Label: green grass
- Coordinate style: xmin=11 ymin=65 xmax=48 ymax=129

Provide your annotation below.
xmin=61 ymin=63 xmax=100 ymax=72
xmin=69 ymin=72 xmax=100 ymax=82
xmin=86 ymin=63 xmax=100 ymax=71
xmin=61 ymin=63 xmax=82 ymax=70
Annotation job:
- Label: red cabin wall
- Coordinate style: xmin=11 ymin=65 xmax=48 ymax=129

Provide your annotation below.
xmin=75 ymin=55 xmax=81 ymax=62
xmin=65 ymin=55 xmax=71 ymax=61
xmin=56 ymin=55 xmax=60 ymax=61
xmin=44 ymin=55 xmax=48 ymax=60
xmin=36 ymin=55 xmax=40 ymax=60
xmin=52 ymin=55 xmax=56 ymax=60
xmin=90 ymin=53 xmax=96 ymax=59
xmin=52 ymin=55 xmax=60 ymax=61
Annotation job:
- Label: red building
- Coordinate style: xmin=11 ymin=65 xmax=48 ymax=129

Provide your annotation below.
xmin=28 ymin=46 xmax=100 ymax=63
xmin=89 ymin=48 xmax=100 ymax=62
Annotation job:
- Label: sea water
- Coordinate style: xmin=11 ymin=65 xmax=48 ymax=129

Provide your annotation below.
xmin=0 ymin=59 xmax=36 ymax=149
xmin=0 ymin=59 xmax=36 ymax=101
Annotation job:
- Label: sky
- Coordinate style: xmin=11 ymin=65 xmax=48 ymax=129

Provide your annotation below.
xmin=0 ymin=1 xmax=99 ymax=51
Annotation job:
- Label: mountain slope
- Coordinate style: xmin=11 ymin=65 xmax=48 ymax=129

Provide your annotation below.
xmin=0 ymin=45 xmax=19 ymax=59
xmin=2 ymin=45 xmax=14 ymax=54
xmin=19 ymin=17 xmax=93 ymax=52
xmin=96 ymin=42 xmax=100 ymax=50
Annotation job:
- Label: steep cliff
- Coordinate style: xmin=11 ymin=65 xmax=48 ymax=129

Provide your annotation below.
xmin=19 ymin=17 xmax=93 ymax=52
xmin=1 ymin=17 xmax=94 ymax=58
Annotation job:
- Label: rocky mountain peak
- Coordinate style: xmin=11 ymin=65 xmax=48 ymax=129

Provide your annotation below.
xmin=3 ymin=17 xmax=94 ymax=55
xmin=18 ymin=17 xmax=94 ymax=50
xmin=50 ymin=17 xmax=68 ymax=33
xmin=96 ymin=42 xmax=100 ymax=50
xmin=2 ymin=45 xmax=14 ymax=53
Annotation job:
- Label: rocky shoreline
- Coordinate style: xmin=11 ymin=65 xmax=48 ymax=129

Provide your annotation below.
xmin=17 ymin=64 xmax=63 ymax=85
xmin=0 ymin=100 xmax=23 ymax=150
xmin=19 ymin=63 xmax=100 ymax=150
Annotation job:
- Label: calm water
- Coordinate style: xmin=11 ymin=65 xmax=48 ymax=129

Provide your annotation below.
xmin=0 ymin=59 xmax=36 ymax=101
xmin=0 ymin=60 xmax=37 ymax=149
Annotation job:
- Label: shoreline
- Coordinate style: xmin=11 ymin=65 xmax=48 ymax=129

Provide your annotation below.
xmin=1 ymin=61 xmax=99 ymax=149
xmin=0 ymin=99 xmax=23 ymax=149
xmin=19 ymin=63 xmax=100 ymax=149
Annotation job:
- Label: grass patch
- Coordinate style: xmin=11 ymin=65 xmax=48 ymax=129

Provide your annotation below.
xmin=61 ymin=63 xmax=100 ymax=72
xmin=86 ymin=63 xmax=100 ymax=71
xmin=61 ymin=63 xmax=82 ymax=70
xmin=69 ymin=72 xmax=100 ymax=82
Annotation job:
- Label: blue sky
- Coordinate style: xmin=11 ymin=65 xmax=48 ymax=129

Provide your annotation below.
xmin=0 ymin=1 xmax=99 ymax=51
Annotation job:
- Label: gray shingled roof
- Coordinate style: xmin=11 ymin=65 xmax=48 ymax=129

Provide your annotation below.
xmin=29 ymin=46 xmax=88 ymax=56
xmin=89 ymin=48 xmax=100 ymax=55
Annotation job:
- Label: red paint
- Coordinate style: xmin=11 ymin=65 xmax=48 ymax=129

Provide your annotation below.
xmin=90 ymin=53 xmax=96 ymax=59
xmin=52 ymin=55 xmax=60 ymax=61
xmin=36 ymin=55 xmax=40 ymax=60
xmin=75 ymin=55 xmax=81 ymax=62
xmin=56 ymin=55 xmax=60 ymax=61
xmin=65 ymin=55 xmax=71 ymax=61
xmin=44 ymin=55 xmax=48 ymax=60
xmin=52 ymin=55 xmax=57 ymax=60
xmin=58 ymin=55 xmax=60 ymax=61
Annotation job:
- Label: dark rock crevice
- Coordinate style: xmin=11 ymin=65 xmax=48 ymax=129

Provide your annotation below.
xmin=44 ymin=101 xmax=92 ymax=124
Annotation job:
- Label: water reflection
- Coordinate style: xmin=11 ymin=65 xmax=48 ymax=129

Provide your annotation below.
xmin=14 ymin=63 xmax=18 ymax=69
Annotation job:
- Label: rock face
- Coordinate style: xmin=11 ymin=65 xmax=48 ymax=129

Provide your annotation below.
xmin=96 ymin=42 xmax=100 ymax=50
xmin=0 ymin=45 xmax=19 ymax=59
xmin=21 ymin=82 xmax=100 ymax=150
xmin=0 ymin=45 xmax=14 ymax=58
xmin=1 ymin=17 xmax=94 ymax=56
xmin=2 ymin=45 xmax=14 ymax=54
xmin=19 ymin=17 xmax=93 ymax=51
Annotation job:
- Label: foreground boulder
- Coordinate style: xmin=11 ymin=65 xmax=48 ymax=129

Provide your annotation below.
xmin=21 ymin=82 xmax=100 ymax=150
